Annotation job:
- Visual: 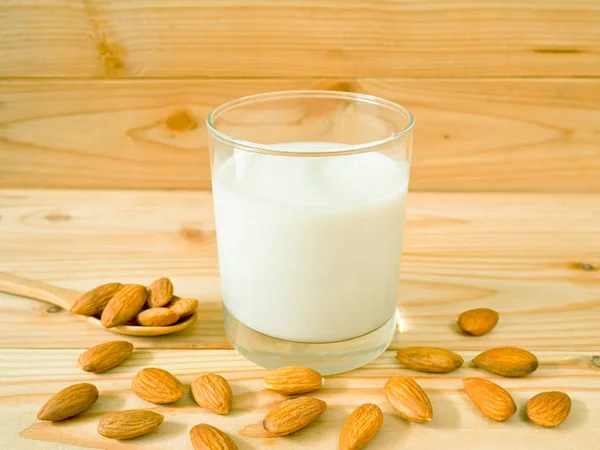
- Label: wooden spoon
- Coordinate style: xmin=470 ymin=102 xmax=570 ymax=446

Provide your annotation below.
xmin=0 ymin=272 xmax=197 ymax=336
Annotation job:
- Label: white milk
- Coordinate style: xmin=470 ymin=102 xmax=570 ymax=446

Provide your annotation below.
xmin=212 ymin=143 xmax=409 ymax=343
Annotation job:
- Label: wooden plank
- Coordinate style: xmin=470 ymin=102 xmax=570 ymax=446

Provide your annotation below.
xmin=0 ymin=190 xmax=599 ymax=351
xmin=1 ymin=78 xmax=599 ymax=192
xmin=1 ymin=349 xmax=599 ymax=449
xmin=1 ymin=0 xmax=599 ymax=77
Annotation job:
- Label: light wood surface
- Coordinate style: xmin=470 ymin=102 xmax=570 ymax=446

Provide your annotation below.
xmin=2 ymin=78 xmax=599 ymax=192
xmin=1 ymin=0 xmax=599 ymax=78
xmin=1 ymin=189 xmax=599 ymax=448
xmin=2 ymin=350 xmax=599 ymax=449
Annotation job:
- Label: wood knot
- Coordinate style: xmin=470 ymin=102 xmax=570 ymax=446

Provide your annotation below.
xmin=591 ymin=356 xmax=600 ymax=369
xmin=46 ymin=212 xmax=71 ymax=222
xmin=166 ymin=110 xmax=198 ymax=133
xmin=179 ymin=227 xmax=207 ymax=244
xmin=47 ymin=306 xmax=62 ymax=314
xmin=572 ymin=262 xmax=598 ymax=272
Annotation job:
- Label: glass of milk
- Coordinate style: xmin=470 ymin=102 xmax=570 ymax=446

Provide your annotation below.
xmin=207 ymin=91 xmax=414 ymax=374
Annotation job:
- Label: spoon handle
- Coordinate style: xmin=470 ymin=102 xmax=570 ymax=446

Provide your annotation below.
xmin=0 ymin=272 xmax=79 ymax=310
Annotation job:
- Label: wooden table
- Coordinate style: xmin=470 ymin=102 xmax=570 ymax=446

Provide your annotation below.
xmin=1 ymin=189 xmax=599 ymax=449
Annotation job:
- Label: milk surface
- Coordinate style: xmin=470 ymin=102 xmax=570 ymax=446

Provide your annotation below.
xmin=212 ymin=143 xmax=408 ymax=343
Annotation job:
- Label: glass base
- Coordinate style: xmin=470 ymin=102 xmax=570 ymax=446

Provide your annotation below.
xmin=223 ymin=307 xmax=396 ymax=375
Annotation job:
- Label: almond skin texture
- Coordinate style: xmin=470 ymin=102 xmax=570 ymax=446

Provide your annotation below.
xmin=101 ymin=284 xmax=147 ymax=328
xmin=147 ymin=277 xmax=174 ymax=308
xmin=263 ymin=397 xmax=328 ymax=436
xmin=526 ymin=391 xmax=571 ymax=428
xmin=169 ymin=297 xmax=199 ymax=317
xmin=396 ymin=347 xmax=464 ymax=373
xmin=78 ymin=340 xmax=134 ymax=373
xmin=384 ymin=376 xmax=433 ymax=423
xmin=458 ymin=308 xmax=499 ymax=336
xmin=38 ymin=383 xmax=99 ymax=421
xmin=132 ymin=368 xmax=184 ymax=404
xmin=190 ymin=424 xmax=238 ymax=450
xmin=98 ymin=410 xmax=164 ymax=440
xmin=70 ymin=283 xmax=123 ymax=316
xmin=339 ymin=403 xmax=383 ymax=450
xmin=472 ymin=347 xmax=538 ymax=377
xmin=191 ymin=373 xmax=233 ymax=415
xmin=264 ymin=366 xmax=324 ymax=395
xmin=137 ymin=307 xmax=179 ymax=327
xmin=463 ymin=377 xmax=516 ymax=422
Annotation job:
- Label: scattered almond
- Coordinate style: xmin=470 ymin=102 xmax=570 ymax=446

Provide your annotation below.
xmin=98 ymin=410 xmax=163 ymax=440
xmin=384 ymin=376 xmax=432 ymax=423
xmin=190 ymin=424 xmax=238 ymax=450
xmin=339 ymin=403 xmax=383 ymax=450
xmin=472 ymin=347 xmax=538 ymax=377
xmin=458 ymin=308 xmax=499 ymax=336
xmin=263 ymin=397 xmax=328 ymax=436
xmin=169 ymin=297 xmax=199 ymax=318
xmin=396 ymin=347 xmax=464 ymax=373
xmin=70 ymin=283 xmax=123 ymax=316
xmin=147 ymin=277 xmax=174 ymax=308
xmin=38 ymin=383 xmax=99 ymax=421
xmin=132 ymin=367 xmax=184 ymax=404
xmin=137 ymin=307 xmax=179 ymax=327
xmin=78 ymin=340 xmax=134 ymax=373
xmin=264 ymin=366 xmax=323 ymax=395
xmin=526 ymin=391 xmax=571 ymax=428
xmin=463 ymin=377 xmax=516 ymax=422
xmin=101 ymin=284 xmax=147 ymax=328
xmin=191 ymin=373 xmax=233 ymax=415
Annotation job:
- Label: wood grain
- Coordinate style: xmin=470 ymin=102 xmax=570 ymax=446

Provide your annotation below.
xmin=1 ymin=0 xmax=599 ymax=77
xmin=1 ymin=349 xmax=599 ymax=449
xmin=0 ymin=189 xmax=598 ymax=352
xmin=1 ymin=78 xmax=599 ymax=192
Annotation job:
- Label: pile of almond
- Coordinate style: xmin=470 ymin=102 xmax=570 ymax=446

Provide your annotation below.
xmin=70 ymin=277 xmax=198 ymax=327
xmin=34 ymin=306 xmax=573 ymax=449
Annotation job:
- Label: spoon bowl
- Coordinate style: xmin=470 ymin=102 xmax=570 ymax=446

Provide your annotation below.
xmin=0 ymin=272 xmax=197 ymax=336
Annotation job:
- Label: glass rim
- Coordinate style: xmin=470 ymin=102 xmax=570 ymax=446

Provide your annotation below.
xmin=206 ymin=90 xmax=415 ymax=157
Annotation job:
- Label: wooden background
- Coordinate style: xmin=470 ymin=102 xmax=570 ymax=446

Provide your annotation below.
xmin=1 ymin=0 xmax=599 ymax=192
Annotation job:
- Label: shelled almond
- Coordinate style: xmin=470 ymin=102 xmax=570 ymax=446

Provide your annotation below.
xmin=384 ymin=376 xmax=433 ymax=423
xmin=78 ymin=340 xmax=134 ymax=373
xmin=38 ymin=383 xmax=99 ymax=422
xmin=264 ymin=366 xmax=324 ymax=395
xmin=396 ymin=347 xmax=464 ymax=373
xmin=98 ymin=410 xmax=164 ymax=440
xmin=263 ymin=397 xmax=328 ymax=436
xmin=190 ymin=424 xmax=238 ymax=450
xmin=472 ymin=347 xmax=538 ymax=377
xmin=132 ymin=368 xmax=184 ymax=405
xmin=463 ymin=377 xmax=516 ymax=422
xmin=191 ymin=373 xmax=233 ymax=415
xmin=526 ymin=391 xmax=571 ymax=428
xmin=457 ymin=308 xmax=499 ymax=336
xmin=339 ymin=403 xmax=383 ymax=450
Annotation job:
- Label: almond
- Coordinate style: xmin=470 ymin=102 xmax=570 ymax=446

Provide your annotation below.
xmin=463 ymin=377 xmax=516 ymax=422
xmin=78 ymin=340 xmax=134 ymax=373
xmin=38 ymin=383 xmax=99 ymax=421
xmin=101 ymin=284 xmax=147 ymax=328
xmin=147 ymin=277 xmax=174 ymax=308
xmin=137 ymin=307 xmax=179 ymax=327
xmin=339 ymin=403 xmax=383 ymax=450
xmin=472 ymin=347 xmax=538 ymax=377
xmin=132 ymin=367 xmax=184 ymax=404
xmin=191 ymin=373 xmax=233 ymax=415
xmin=263 ymin=397 xmax=328 ymax=436
xmin=70 ymin=283 xmax=123 ymax=316
xmin=526 ymin=391 xmax=571 ymax=428
xmin=396 ymin=347 xmax=464 ymax=373
xmin=190 ymin=424 xmax=238 ymax=450
xmin=98 ymin=410 xmax=163 ymax=440
xmin=458 ymin=308 xmax=499 ymax=336
xmin=169 ymin=297 xmax=199 ymax=318
xmin=384 ymin=376 xmax=432 ymax=423
xmin=264 ymin=366 xmax=323 ymax=395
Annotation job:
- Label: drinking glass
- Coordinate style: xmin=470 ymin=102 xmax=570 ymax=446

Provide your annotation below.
xmin=206 ymin=91 xmax=414 ymax=374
